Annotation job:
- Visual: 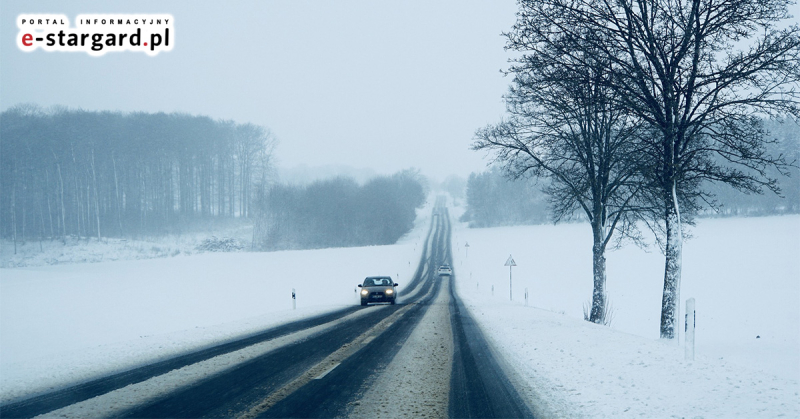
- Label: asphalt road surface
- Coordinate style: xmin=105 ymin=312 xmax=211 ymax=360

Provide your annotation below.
xmin=1 ymin=198 xmax=534 ymax=418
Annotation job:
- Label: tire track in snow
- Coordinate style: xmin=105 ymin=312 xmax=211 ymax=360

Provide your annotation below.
xmin=347 ymin=276 xmax=453 ymax=419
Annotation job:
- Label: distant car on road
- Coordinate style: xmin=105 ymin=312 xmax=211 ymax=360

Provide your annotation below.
xmin=359 ymin=276 xmax=398 ymax=306
xmin=437 ymin=264 xmax=452 ymax=277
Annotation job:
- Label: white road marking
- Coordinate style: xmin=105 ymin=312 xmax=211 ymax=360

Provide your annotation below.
xmin=313 ymin=362 xmax=341 ymax=380
xmin=239 ymin=269 xmax=441 ymax=419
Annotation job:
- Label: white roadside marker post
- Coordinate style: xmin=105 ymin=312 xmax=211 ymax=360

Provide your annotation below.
xmin=525 ymin=287 xmax=529 ymax=306
xmin=292 ymin=288 xmax=296 ymax=310
xmin=685 ymin=298 xmax=695 ymax=361
xmin=504 ymin=255 xmax=516 ymax=301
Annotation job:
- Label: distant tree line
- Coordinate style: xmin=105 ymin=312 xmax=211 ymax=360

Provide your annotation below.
xmin=0 ymin=105 xmax=276 ymax=246
xmin=438 ymin=175 xmax=467 ymax=206
xmin=702 ymin=120 xmax=800 ymax=216
xmin=464 ymin=122 xmax=798 ymax=228
xmin=459 ymin=169 xmax=549 ymax=227
xmin=253 ymin=170 xmax=426 ymax=251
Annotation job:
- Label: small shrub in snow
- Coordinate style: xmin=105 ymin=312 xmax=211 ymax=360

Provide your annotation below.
xmin=196 ymin=236 xmax=244 ymax=252
xmin=583 ymin=299 xmax=615 ymax=327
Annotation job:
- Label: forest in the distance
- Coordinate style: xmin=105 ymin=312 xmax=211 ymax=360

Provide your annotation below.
xmin=461 ymin=119 xmax=800 ymax=229
xmin=253 ymin=171 xmax=427 ymax=251
xmin=1 ymin=106 xmax=430 ymax=253
xmin=0 ymin=106 xmax=276 ymax=242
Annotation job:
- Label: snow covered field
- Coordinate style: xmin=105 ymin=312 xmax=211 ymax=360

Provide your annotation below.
xmin=451 ymin=213 xmax=800 ymax=417
xmin=1 ymin=205 xmax=798 ymax=417
xmin=0 ymin=220 xmax=253 ymax=269
xmin=0 ymin=210 xmax=431 ymax=404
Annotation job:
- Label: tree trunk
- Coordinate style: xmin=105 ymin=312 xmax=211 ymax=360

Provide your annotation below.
xmin=91 ymin=150 xmax=101 ymax=239
xmin=112 ymin=154 xmax=123 ymax=235
xmin=589 ymin=223 xmax=608 ymax=324
xmin=56 ymin=162 xmax=66 ymax=243
xmin=21 ymin=184 xmax=27 ymax=244
xmin=45 ymin=168 xmax=54 ymax=238
xmin=659 ymin=182 xmax=683 ymax=340
xmin=86 ymin=179 xmax=91 ymax=239
xmin=11 ymin=182 xmax=17 ymax=255
xmin=39 ymin=197 xmax=45 ymax=251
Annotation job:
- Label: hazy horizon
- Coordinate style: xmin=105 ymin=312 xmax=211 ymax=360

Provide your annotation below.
xmin=1 ymin=0 xmax=520 ymax=181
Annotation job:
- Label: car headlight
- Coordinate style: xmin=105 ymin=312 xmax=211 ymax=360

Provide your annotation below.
xmin=361 ymin=289 xmax=369 ymax=295
xmin=385 ymin=289 xmax=393 ymax=294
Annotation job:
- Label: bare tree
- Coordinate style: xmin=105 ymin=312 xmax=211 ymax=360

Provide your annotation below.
xmin=513 ymin=0 xmax=800 ymax=339
xmin=474 ymin=33 xmax=645 ymax=324
xmin=234 ymin=123 xmax=277 ymax=218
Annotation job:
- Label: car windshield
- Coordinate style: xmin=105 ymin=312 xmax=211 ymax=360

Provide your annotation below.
xmin=364 ymin=278 xmax=391 ymax=286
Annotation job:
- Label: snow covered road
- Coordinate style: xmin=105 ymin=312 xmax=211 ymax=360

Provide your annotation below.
xmin=1 ymin=199 xmax=534 ymax=418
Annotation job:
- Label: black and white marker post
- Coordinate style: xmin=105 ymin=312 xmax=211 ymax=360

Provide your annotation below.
xmin=292 ymin=288 xmax=296 ymax=310
xmin=685 ymin=298 xmax=696 ymax=361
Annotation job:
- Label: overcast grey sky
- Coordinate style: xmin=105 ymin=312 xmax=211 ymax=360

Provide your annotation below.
xmin=1 ymin=0 xmax=520 ymax=181
xmin=2 ymin=1 xmax=797 ymax=181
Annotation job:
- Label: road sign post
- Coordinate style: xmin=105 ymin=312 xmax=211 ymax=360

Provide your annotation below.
xmin=504 ymin=255 xmax=516 ymax=301
xmin=685 ymin=298 xmax=696 ymax=361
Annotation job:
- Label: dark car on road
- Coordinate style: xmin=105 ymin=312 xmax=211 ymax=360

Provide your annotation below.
xmin=358 ymin=276 xmax=398 ymax=306
xmin=437 ymin=264 xmax=452 ymax=277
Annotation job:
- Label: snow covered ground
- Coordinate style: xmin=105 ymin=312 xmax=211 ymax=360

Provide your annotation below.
xmin=1 ymin=202 xmax=798 ymax=417
xmin=0 ymin=207 xmax=432 ymax=404
xmin=0 ymin=219 xmax=253 ymax=269
xmin=451 ymin=212 xmax=800 ymax=417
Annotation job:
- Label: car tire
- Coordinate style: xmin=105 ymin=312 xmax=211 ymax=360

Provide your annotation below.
xmin=390 ymin=298 xmax=396 ymax=305
xmin=361 ymin=300 xmax=368 ymax=306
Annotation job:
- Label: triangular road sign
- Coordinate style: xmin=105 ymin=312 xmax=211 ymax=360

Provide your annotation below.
xmin=504 ymin=255 xmax=516 ymax=266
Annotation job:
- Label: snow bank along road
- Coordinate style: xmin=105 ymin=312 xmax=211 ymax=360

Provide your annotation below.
xmin=0 ymin=198 xmax=534 ymax=419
